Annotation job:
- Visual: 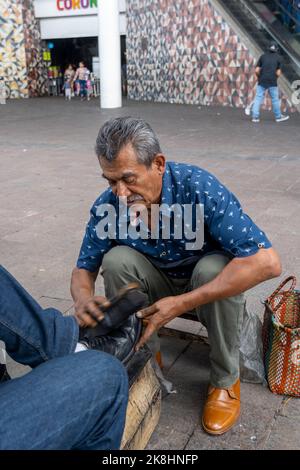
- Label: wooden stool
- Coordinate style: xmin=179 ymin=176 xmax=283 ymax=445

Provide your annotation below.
xmin=121 ymin=346 xmax=161 ymax=450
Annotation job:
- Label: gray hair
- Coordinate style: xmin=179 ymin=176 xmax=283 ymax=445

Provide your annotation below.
xmin=95 ymin=116 xmax=162 ymax=167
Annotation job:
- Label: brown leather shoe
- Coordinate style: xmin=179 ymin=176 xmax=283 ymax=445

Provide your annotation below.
xmin=202 ymin=379 xmax=240 ymax=435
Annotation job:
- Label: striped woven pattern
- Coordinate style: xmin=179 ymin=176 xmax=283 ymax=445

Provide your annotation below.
xmin=263 ymin=277 xmax=300 ymax=397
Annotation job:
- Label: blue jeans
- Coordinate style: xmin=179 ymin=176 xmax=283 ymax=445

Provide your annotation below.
xmin=252 ymin=85 xmax=281 ymax=120
xmin=294 ymin=8 xmax=300 ymax=33
xmin=79 ymin=79 xmax=87 ymax=98
xmin=0 ymin=265 xmax=128 ymax=449
xmin=280 ymin=0 xmax=292 ymax=26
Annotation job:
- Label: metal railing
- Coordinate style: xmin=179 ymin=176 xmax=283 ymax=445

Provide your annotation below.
xmin=230 ymin=0 xmax=300 ymax=75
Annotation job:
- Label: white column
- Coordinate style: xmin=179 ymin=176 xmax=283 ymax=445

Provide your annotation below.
xmin=98 ymin=0 xmax=122 ymax=108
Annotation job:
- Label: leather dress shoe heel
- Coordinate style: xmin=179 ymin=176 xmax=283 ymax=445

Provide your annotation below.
xmin=202 ymin=379 xmax=240 ymax=435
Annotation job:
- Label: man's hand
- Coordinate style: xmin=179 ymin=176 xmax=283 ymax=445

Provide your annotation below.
xmin=74 ymin=295 xmax=110 ymax=328
xmin=135 ymin=296 xmax=185 ymax=350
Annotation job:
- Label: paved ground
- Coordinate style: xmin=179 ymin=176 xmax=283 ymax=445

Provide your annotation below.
xmin=1 ymin=96 xmax=300 ymax=450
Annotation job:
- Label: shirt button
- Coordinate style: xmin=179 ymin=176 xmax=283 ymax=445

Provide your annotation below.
xmin=161 ymin=251 xmax=167 ymax=257
xmin=258 ymin=243 xmax=264 ymax=248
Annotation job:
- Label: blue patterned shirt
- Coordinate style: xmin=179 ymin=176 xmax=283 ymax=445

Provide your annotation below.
xmin=77 ymin=161 xmax=271 ymax=278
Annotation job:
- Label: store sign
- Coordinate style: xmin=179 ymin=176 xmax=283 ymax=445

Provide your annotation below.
xmin=34 ymin=0 xmax=98 ymax=18
xmin=34 ymin=0 xmax=126 ymax=37
xmin=34 ymin=0 xmax=125 ymax=18
xmin=56 ymin=0 xmax=97 ymax=11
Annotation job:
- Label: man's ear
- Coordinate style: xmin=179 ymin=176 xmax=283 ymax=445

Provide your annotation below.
xmin=152 ymin=154 xmax=166 ymax=174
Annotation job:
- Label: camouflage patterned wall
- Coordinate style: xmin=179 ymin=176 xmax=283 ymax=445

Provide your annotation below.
xmin=126 ymin=0 xmax=292 ymax=111
xmin=22 ymin=0 xmax=47 ymax=97
xmin=0 ymin=0 xmax=28 ymax=98
xmin=0 ymin=0 xmax=46 ymax=98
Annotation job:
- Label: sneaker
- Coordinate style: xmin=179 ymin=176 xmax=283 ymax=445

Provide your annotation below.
xmin=80 ymin=314 xmax=143 ymax=365
xmin=252 ymin=118 xmax=260 ymax=123
xmin=244 ymin=106 xmax=251 ymax=116
xmin=276 ymin=115 xmax=290 ymax=123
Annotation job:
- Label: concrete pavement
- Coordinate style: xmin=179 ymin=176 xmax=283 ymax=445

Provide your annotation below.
xmin=1 ymin=96 xmax=299 ymax=449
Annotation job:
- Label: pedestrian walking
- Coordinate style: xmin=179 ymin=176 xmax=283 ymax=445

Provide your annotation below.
xmin=251 ymin=43 xmax=289 ymax=123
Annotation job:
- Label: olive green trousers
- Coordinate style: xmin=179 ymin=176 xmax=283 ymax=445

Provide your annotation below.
xmin=101 ymin=246 xmax=245 ymax=388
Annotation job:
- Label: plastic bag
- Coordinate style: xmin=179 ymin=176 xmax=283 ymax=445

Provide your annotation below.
xmin=239 ymin=307 xmax=267 ymax=385
xmin=147 ymin=332 xmax=177 ymax=395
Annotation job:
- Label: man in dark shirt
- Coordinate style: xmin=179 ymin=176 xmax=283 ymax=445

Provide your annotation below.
xmin=71 ymin=116 xmax=282 ymax=436
xmin=251 ymin=43 xmax=290 ymax=123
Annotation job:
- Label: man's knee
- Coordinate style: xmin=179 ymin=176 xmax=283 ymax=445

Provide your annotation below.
xmin=75 ymin=350 xmax=128 ymax=395
xmin=102 ymin=246 xmax=138 ymax=275
xmin=191 ymin=254 xmax=230 ymax=287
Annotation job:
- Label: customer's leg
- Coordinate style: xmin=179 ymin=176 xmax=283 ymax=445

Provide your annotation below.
xmin=190 ymin=254 xmax=245 ymax=388
xmin=0 ymin=350 xmax=128 ymax=450
xmin=252 ymin=85 xmax=265 ymax=119
xmin=101 ymin=246 xmax=178 ymax=302
xmin=269 ymin=86 xmax=282 ymax=119
xmin=0 ymin=265 xmax=78 ymax=368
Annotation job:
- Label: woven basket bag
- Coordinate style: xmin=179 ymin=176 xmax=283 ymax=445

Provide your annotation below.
xmin=262 ymin=276 xmax=300 ymax=396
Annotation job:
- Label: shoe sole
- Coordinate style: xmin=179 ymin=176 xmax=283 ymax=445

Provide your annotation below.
xmin=201 ymin=410 xmax=240 ymax=435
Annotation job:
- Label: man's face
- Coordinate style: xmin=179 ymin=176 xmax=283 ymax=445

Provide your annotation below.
xmin=99 ymin=143 xmax=165 ymax=208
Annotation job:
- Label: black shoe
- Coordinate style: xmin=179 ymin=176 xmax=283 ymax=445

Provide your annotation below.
xmin=126 ymin=344 xmax=153 ymax=387
xmin=79 ymin=284 xmax=148 ymax=364
xmin=80 ymin=314 xmax=142 ymax=365
xmin=0 ymin=363 xmax=11 ymax=383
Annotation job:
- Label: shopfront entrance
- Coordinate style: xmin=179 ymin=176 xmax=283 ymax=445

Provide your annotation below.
xmin=34 ymin=0 xmax=127 ymax=96
xmin=44 ymin=35 xmax=127 ymax=97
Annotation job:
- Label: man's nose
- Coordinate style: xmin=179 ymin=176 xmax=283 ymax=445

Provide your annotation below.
xmin=116 ymin=181 xmax=131 ymax=198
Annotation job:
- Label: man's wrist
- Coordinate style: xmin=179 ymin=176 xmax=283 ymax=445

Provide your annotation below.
xmin=74 ymin=292 xmax=93 ymax=310
xmin=178 ymin=290 xmax=203 ymax=314
xmin=175 ymin=293 xmax=194 ymax=316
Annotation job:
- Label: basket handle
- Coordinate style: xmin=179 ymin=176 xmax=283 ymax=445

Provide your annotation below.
xmin=266 ymin=276 xmax=297 ymax=312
